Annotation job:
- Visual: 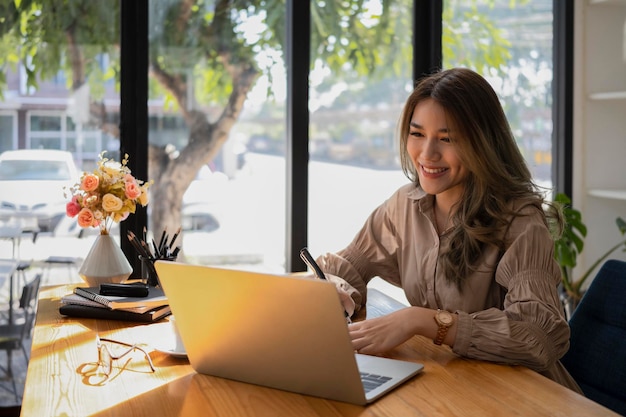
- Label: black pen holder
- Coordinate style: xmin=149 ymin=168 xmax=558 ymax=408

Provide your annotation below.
xmin=139 ymin=255 xmax=176 ymax=287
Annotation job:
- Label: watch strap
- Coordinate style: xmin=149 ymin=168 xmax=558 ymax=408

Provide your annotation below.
xmin=433 ymin=309 xmax=452 ymax=345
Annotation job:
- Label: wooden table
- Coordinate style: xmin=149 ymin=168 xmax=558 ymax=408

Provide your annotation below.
xmin=21 ymin=284 xmax=617 ymax=417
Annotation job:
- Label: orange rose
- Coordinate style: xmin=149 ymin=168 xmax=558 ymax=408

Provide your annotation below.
xmin=81 ymin=174 xmax=100 ymax=192
xmin=77 ymin=208 xmax=95 ymax=228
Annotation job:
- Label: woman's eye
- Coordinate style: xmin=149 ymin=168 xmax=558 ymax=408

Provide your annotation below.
xmin=409 ymin=131 xmax=423 ymax=138
xmin=441 ymin=136 xmax=451 ymax=143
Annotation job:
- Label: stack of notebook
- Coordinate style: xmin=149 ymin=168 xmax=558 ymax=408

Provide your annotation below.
xmin=59 ymin=284 xmax=171 ymax=322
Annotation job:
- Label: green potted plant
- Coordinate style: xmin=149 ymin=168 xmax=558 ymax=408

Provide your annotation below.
xmin=552 ymin=193 xmax=626 ymax=318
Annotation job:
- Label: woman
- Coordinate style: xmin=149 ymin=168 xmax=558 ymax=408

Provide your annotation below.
xmin=316 ymin=67 xmax=581 ymax=392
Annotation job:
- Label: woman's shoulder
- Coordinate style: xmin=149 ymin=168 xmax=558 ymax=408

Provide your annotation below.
xmin=503 ymin=197 xmax=551 ymax=239
xmin=377 ymin=182 xmax=426 ymax=218
xmin=508 ymin=197 xmax=545 ymax=218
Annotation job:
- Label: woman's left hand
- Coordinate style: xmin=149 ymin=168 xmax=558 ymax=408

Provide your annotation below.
xmin=348 ymin=307 xmax=418 ymax=354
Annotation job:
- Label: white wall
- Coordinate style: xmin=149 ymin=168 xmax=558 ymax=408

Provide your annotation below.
xmin=573 ymin=0 xmax=626 ymax=287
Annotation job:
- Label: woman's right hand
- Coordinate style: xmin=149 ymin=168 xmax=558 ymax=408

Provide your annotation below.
xmin=323 ymin=273 xmax=357 ymax=317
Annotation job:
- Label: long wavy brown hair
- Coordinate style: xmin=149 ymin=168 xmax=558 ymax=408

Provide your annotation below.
xmin=398 ymin=67 xmax=563 ymax=289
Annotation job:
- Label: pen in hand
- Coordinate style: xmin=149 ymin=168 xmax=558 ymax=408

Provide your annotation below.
xmin=300 ymin=247 xmax=352 ymax=324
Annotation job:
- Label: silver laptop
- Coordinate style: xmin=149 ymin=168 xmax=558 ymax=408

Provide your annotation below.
xmin=155 ymin=261 xmax=423 ymax=405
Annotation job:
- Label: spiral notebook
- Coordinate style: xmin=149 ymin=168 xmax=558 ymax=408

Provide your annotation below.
xmin=155 ymin=261 xmax=423 ymax=405
xmin=73 ymin=285 xmax=168 ymax=310
xmin=61 ymin=293 xmax=160 ymax=314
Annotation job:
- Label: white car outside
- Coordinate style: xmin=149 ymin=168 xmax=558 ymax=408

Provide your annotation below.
xmin=0 ymin=149 xmax=80 ymax=234
xmin=181 ymin=165 xmax=228 ymax=232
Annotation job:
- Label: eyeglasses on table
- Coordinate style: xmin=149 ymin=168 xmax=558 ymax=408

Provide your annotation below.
xmin=96 ymin=334 xmax=155 ymax=377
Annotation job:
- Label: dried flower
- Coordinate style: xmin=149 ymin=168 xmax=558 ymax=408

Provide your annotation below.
xmin=65 ymin=152 xmax=152 ymax=234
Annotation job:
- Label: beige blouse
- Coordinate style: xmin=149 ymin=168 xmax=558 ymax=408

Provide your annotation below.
xmin=317 ymin=183 xmax=582 ymax=393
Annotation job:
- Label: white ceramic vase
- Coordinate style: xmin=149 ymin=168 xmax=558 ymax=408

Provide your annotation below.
xmin=79 ymin=234 xmax=133 ymax=287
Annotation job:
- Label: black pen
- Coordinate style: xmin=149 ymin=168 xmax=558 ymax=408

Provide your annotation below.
xmin=300 ymin=247 xmax=352 ymax=324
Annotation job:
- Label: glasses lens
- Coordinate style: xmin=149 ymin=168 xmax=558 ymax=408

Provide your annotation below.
xmin=98 ymin=344 xmax=112 ymax=376
xmin=96 ymin=337 xmax=156 ymax=376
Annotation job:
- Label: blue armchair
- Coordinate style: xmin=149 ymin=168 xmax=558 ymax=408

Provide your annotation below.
xmin=561 ymin=259 xmax=626 ymax=415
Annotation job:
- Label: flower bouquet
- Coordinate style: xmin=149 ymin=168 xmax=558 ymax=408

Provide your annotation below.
xmin=66 ymin=152 xmax=151 ymax=235
xmin=65 ymin=152 xmax=152 ymax=286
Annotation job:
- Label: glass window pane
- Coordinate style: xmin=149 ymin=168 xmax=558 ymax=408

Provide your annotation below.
xmin=444 ymin=0 xmax=554 ymax=190
xmin=148 ymin=1 xmax=287 ymax=272
xmin=0 ymin=1 xmax=120 ymax=275
xmin=308 ymin=1 xmax=413 ymax=256
xmin=30 ymin=115 xmax=62 ymax=132
xmin=0 ymin=160 xmax=72 ymax=181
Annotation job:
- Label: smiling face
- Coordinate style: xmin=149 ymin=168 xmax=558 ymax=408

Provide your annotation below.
xmin=406 ymin=98 xmax=468 ymax=206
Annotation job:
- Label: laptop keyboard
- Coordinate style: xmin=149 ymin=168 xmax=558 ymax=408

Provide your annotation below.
xmin=360 ymin=372 xmax=393 ymax=393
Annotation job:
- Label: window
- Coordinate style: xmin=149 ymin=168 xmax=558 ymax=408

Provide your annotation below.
xmin=308 ymin=1 xmax=413 ymax=256
xmin=28 ymin=113 xmax=63 ymax=150
xmin=147 ymin=1 xmax=288 ymax=271
xmin=444 ymin=0 xmax=554 ymax=190
xmin=0 ymin=1 xmax=561 ymax=277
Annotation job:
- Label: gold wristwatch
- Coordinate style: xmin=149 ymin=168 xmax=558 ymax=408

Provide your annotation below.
xmin=433 ymin=309 xmax=454 ymax=345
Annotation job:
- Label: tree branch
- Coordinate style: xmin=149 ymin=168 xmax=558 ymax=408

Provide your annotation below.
xmin=65 ymin=23 xmax=85 ymax=89
xmin=149 ymin=60 xmax=190 ymax=121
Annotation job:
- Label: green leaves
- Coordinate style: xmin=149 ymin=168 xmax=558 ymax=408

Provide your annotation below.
xmin=553 ymin=192 xmax=626 ymax=299
xmin=617 ymin=217 xmax=626 ymax=235
xmin=443 ymin=0 xmax=513 ymax=74
xmin=554 ymin=193 xmax=586 ymax=270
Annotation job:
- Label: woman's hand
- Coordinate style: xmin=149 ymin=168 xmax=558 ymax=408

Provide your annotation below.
xmin=348 ymin=307 xmax=419 ymax=354
xmin=335 ymin=285 xmax=356 ymax=317
xmin=324 ymin=273 xmax=357 ymax=317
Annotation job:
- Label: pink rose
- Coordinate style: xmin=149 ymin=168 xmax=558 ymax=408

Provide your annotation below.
xmin=125 ymin=180 xmax=141 ymax=199
xmin=81 ymin=174 xmax=99 ymax=192
xmin=77 ymin=208 xmax=95 ymax=228
xmin=66 ymin=198 xmax=81 ymax=217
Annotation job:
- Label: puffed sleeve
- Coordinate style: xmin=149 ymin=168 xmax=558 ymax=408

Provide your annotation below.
xmin=317 ymin=188 xmax=405 ymax=312
xmin=452 ymin=205 xmax=570 ymax=373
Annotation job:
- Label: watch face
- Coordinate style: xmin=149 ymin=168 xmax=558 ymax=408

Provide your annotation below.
xmin=438 ymin=311 xmax=453 ymax=325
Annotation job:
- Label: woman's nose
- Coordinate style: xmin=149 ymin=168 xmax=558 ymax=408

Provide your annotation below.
xmin=421 ymin=138 xmax=440 ymax=160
